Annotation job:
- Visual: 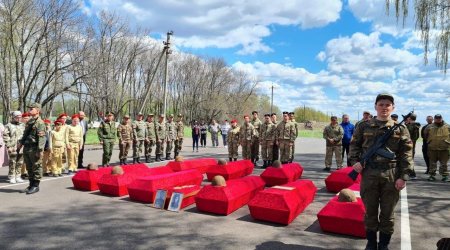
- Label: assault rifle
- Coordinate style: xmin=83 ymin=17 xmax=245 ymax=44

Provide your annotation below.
xmin=348 ymin=111 xmax=413 ymax=181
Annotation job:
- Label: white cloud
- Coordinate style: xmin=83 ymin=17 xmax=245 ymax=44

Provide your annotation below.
xmin=85 ymin=0 xmax=343 ymax=54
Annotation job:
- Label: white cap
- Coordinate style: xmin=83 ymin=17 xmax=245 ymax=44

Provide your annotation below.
xmin=12 ymin=111 xmax=22 ymax=117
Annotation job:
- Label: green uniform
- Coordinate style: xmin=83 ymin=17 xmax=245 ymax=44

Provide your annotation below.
xmin=251 ymin=118 xmax=262 ymax=163
xmin=145 ymin=121 xmax=156 ymax=160
xmin=323 ymin=123 xmax=344 ymax=169
xmin=240 ymin=123 xmax=255 ymax=160
xmin=165 ymin=121 xmax=176 ymax=158
xmin=97 ymin=120 xmax=117 ymax=166
xmin=20 ymin=117 xmax=46 ymax=182
xmin=272 ymin=120 xmax=280 ymax=161
xmin=424 ymin=122 xmax=450 ymax=178
xmin=174 ymin=121 xmax=184 ymax=156
xmin=155 ymin=121 xmax=166 ymax=159
xmin=260 ymin=121 xmax=276 ymax=162
xmin=117 ymin=122 xmax=132 ymax=161
xmin=3 ymin=122 xmax=25 ymax=180
xmin=290 ymin=119 xmax=299 ymax=163
xmin=349 ymin=118 xmax=413 ymax=235
xmin=406 ymin=122 xmax=421 ymax=157
xmin=227 ymin=126 xmax=240 ymax=160
xmin=276 ymin=120 xmax=296 ymax=163
xmin=132 ymin=120 xmax=147 ymax=160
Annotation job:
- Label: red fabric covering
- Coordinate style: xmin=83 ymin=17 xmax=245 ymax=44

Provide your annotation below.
xmin=127 ymin=169 xmax=203 ymax=203
xmin=260 ymin=163 xmax=304 ymax=186
xmin=317 ymin=196 xmax=366 ymax=238
xmin=195 ymin=176 xmax=265 ymax=215
xmin=164 ymin=185 xmax=201 ymax=209
xmin=348 ymin=183 xmax=360 ymax=192
xmin=205 ymin=160 xmax=254 ymax=181
xmin=248 ymin=180 xmax=317 ymax=225
xmin=324 ymin=167 xmax=361 ymax=193
xmin=166 ymin=158 xmax=217 ymax=174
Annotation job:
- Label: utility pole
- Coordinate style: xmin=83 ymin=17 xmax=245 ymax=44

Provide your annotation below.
xmin=270 ymin=82 xmax=274 ymax=114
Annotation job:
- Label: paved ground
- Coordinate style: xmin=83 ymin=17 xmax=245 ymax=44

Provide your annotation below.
xmin=0 ymin=138 xmax=448 ymax=250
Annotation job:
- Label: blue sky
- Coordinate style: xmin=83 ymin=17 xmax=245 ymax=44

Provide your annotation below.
xmin=83 ymin=0 xmax=449 ymax=122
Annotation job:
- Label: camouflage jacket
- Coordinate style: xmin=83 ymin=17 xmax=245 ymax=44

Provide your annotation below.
xmin=349 ymin=118 xmax=413 ymax=180
xmin=276 ymin=120 xmax=296 ymax=142
xmin=406 ymin=122 xmax=421 ymax=141
xmin=251 ymin=118 xmax=262 ymax=138
xmin=132 ymin=120 xmax=147 ymax=140
xmin=323 ymin=124 xmax=344 ymax=146
xmin=424 ymin=122 xmax=450 ymax=150
xmin=176 ymin=121 xmax=184 ymax=139
xmin=117 ymin=123 xmax=133 ymax=142
xmin=20 ymin=117 xmax=47 ymax=151
xmin=227 ymin=126 xmax=240 ymax=145
xmin=146 ymin=122 xmax=156 ymax=140
xmin=240 ymin=123 xmax=255 ymax=142
xmin=260 ymin=122 xmax=276 ymax=141
xmin=155 ymin=121 xmax=166 ymax=141
xmin=3 ymin=122 xmax=25 ymax=148
xmin=291 ymin=119 xmax=299 ymax=139
xmin=165 ymin=121 xmax=177 ymax=140
xmin=97 ymin=121 xmax=117 ymax=142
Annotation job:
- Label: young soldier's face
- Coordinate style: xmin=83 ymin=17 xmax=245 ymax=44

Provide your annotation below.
xmin=265 ymin=116 xmax=270 ymax=123
xmin=375 ymin=99 xmax=394 ymax=119
xmin=244 ymin=117 xmax=250 ymax=123
xmin=72 ymin=118 xmax=80 ymax=125
xmin=283 ymin=114 xmax=289 ymax=121
xmin=28 ymin=107 xmax=39 ymax=116
xmin=55 ymin=124 xmax=62 ymax=131
xmin=136 ymin=115 xmax=143 ymax=121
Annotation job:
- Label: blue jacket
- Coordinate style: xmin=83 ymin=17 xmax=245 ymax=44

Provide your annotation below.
xmin=340 ymin=122 xmax=355 ymax=145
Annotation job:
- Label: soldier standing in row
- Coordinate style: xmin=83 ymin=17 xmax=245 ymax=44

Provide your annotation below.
xmin=18 ymin=103 xmax=46 ymax=194
xmin=66 ymin=114 xmax=83 ymax=174
xmin=350 ymin=94 xmax=413 ymax=250
xmin=421 ymin=115 xmax=434 ymax=174
xmin=424 ymin=114 xmax=450 ymax=182
xmin=289 ymin=112 xmax=298 ymax=163
xmin=227 ymin=120 xmax=240 ymax=161
xmin=405 ymin=113 xmax=420 ymax=179
xmin=174 ymin=114 xmax=184 ymax=157
xmin=97 ymin=112 xmax=116 ymax=167
xmin=260 ymin=113 xmax=276 ymax=168
xmin=49 ymin=119 xmax=66 ymax=177
xmin=132 ymin=113 xmax=147 ymax=163
xmin=117 ymin=115 xmax=132 ymax=165
xmin=3 ymin=111 xmax=25 ymax=184
xmin=165 ymin=114 xmax=176 ymax=160
xmin=323 ymin=116 xmax=344 ymax=171
xmin=240 ymin=115 xmax=255 ymax=160
xmin=155 ymin=114 xmax=166 ymax=162
xmin=276 ymin=112 xmax=296 ymax=164
xmin=145 ymin=114 xmax=156 ymax=162
xmin=271 ymin=113 xmax=279 ymax=161
xmin=251 ymin=111 xmax=262 ymax=166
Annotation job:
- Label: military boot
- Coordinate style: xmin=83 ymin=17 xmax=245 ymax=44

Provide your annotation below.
xmin=136 ymin=157 xmax=141 ymax=163
xmin=133 ymin=158 xmax=137 ymax=164
xmin=165 ymin=154 xmax=172 ymax=161
xmin=26 ymin=180 xmax=40 ymax=195
xmin=155 ymin=154 xmax=161 ymax=162
xmin=262 ymin=160 xmax=267 ymax=169
xmin=21 ymin=180 xmax=33 ymax=193
xmin=145 ymin=156 xmax=150 ymax=163
xmin=378 ymin=232 xmax=391 ymax=250
xmin=123 ymin=159 xmax=128 ymax=165
xmin=365 ymin=230 xmax=378 ymax=250
xmin=229 ymin=157 xmax=233 ymax=162
xmin=119 ymin=159 xmax=124 ymax=165
xmin=234 ymin=158 xmax=237 ymax=161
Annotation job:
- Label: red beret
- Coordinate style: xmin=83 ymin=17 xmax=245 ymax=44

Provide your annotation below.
xmin=43 ymin=119 xmax=51 ymax=124
xmin=231 ymin=120 xmax=237 ymax=123
xmin=58 ymin=113 xmax=68 ymax=119
xmin=22 ymin=112 xmax=29 ymax=117
xmin=54 ymin=118 xmax=65 ymax=125
xmin=71 ymin=114 xmax=80 ymax=119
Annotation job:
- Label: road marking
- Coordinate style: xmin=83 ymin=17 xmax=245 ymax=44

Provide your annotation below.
xmin=400 ymin=188 xmax=412 ymax=250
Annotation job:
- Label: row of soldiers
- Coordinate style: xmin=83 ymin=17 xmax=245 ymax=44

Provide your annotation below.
xmin=98 ymin=112 xmax=184 ymax=166
xmin=227 ymin=111 xmax=298 ymax=168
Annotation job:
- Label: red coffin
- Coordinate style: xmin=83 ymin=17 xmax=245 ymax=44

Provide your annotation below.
xmin=127 ymin=169 xmax=203 ymax=203
xmin=317 ymin=196 xmax=366 ymax=238
xmin=195 ymin=176 xmax=265 ymax=215
xmin=72 ymin=164 xmax=153 ymax=191
xmin=347 ymin=183 xmax=360 ymax=192
xmin=166 ymin=158 xmax=217 ymax=174
xmin=205 ymin=160 xmax=254 ymax=181
xmin=260 ymin=163 xmax=304 ymax=186
xmin=324 ymin=167 xmax=361 ymax=193
xmin=164 ymin=185 xmax=201 ymax=210
xmin=248 ymin=180 xmax=317 ymax=225
xmin=96 ymin=165 xmax=171 ymax=196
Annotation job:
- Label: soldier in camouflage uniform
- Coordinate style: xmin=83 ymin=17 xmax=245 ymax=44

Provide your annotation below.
xmin=260 ymin=114 xmax=276 ymax=168
xmin=276 ymin=112 xmax=296 ymax=164
xmin=155 ymin=114 xmax=166 ymax=162
xmin=405 ymin=113 xmax=421 ymax=179
xmin=289 ymin=112 xmax=298 ymax=163
xmin=227 ymin=120 xmax=240 ymax=161
xmin=423 ymin=114 xmax=450 ymax=182
xmin=18 ymin=103 xmax=47 ymax=194
xmin=145 ymin=114 xmax=156 ymax=163
xmin=271 ymin=113 xmax=279 ymax=161
xmin=132 ymin=112 xmax=147 ymax=163
xmin=174 ymin=114 xmax=184 ymax=157
xmin=251 ymin=111 xmax=262 ymax=166
xmin=3 ymin=111 xmax=25 ymax=184
xmin=97 ymin=112 xmax=117 ymax=167
xmin=165 ymin=114 xmax=176 ymax=160
xmin=350 ymin=94 xmax=413 ymax=250
xmin=240 ymin=115 xmax=255 ymax=160
xmin=117 ymin=115 xmax=133 ymax=165
xmin=323 ymin=116 xmax=344 ymax=171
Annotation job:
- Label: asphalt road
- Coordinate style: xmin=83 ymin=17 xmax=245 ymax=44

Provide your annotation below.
xmin=0 ymin=138 xmax=448 ymax=250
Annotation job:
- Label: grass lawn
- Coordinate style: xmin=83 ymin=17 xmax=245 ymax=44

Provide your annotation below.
xmin=85 ymin=127 xmax=324 ymax=145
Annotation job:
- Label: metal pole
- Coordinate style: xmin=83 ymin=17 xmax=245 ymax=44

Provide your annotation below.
xmin=162 ymin=31 xmax=173 ymax=115
xmin=270 ymin=82 xmax=273 ymax=114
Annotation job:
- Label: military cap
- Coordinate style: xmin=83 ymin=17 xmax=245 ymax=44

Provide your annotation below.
xmin=106 ymin=111 xmax=114 ymax=116
xmin=177 ymin=114 xmax=183 ymax=117
xmin=12 ymin=111 xmax=22 ymax=117
xmin=169 ymin=114 xmax=174 ymax=118
xmin=27 ymin=103 xmax=41 ymax=109
xmin=123 ymin=114 xmax=130 ymax=119
xmin=330 ymin=116 xmax=338 ymax=120
xmin=251 ymin=111 xmax=258 ymax=115
xmin=58 ymin=113 xmax=68 ymax=119
xmin=375 ymin=93 xmax=394 ymax=104
xmin=264 ymin=113 xmax=271 ymax=117
xmin=147 ymin=113 xmax=154 ymax=117
xmin=54 ymin=119 xmax=64 ymax=125
xmin=391 ymin=114 xmax=398 ymax=118
xmin=137 ymin=112 xmax=143 ymax=116
xmin=434 ymin=114 xmax=442 ymax=119
xmin=363 ymin=111 xmax=371 ymax=115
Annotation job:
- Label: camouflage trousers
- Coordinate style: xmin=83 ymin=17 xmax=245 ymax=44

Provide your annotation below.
xmin=325 ymin=146 xmax=343 ymax=169
xmin=50 ymin=147 xmax=64 ymax=175
xmin=156 ymin=140 xmax=165 ymax=155
xmin=133 ymin=140 xmax=145 ymax=158
xmin=228 ymin=141 xmax=239 ymax=159
xmin=166 ymin=140 xmax=174 ymax=155
xmin=290 ymin=141 xmax=296 ymax=162
xmin=23 ymin=148 xmax=43 ymax=181
xmin=260 ymin=140 xmax=274 ymax=161
xmin=279 ymin=139 xmax=292 ymax=163
xmin=67 ymin=142 xmax=81 ymax=171
xmin=102 ymin=139 xmax=115 ymax=166
xmin=428 ymin=149 xmax=449 ymax=177
xmin=251 ymin=137 xmax=260 ymax=161
xmin=241 ymin=140 xmax=252 ymax=160
xmin=145 ymin=140 xmax=155 ymax=157
xmin=361 ymin=167 xmax=399 ymax=234
xmin=174 ymin=138 xmax=183 ymax=156
xmin=119 ymin=140 xmax=132 ymax=160
xmin=7 ymin=150 xmax=23 ymax=179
